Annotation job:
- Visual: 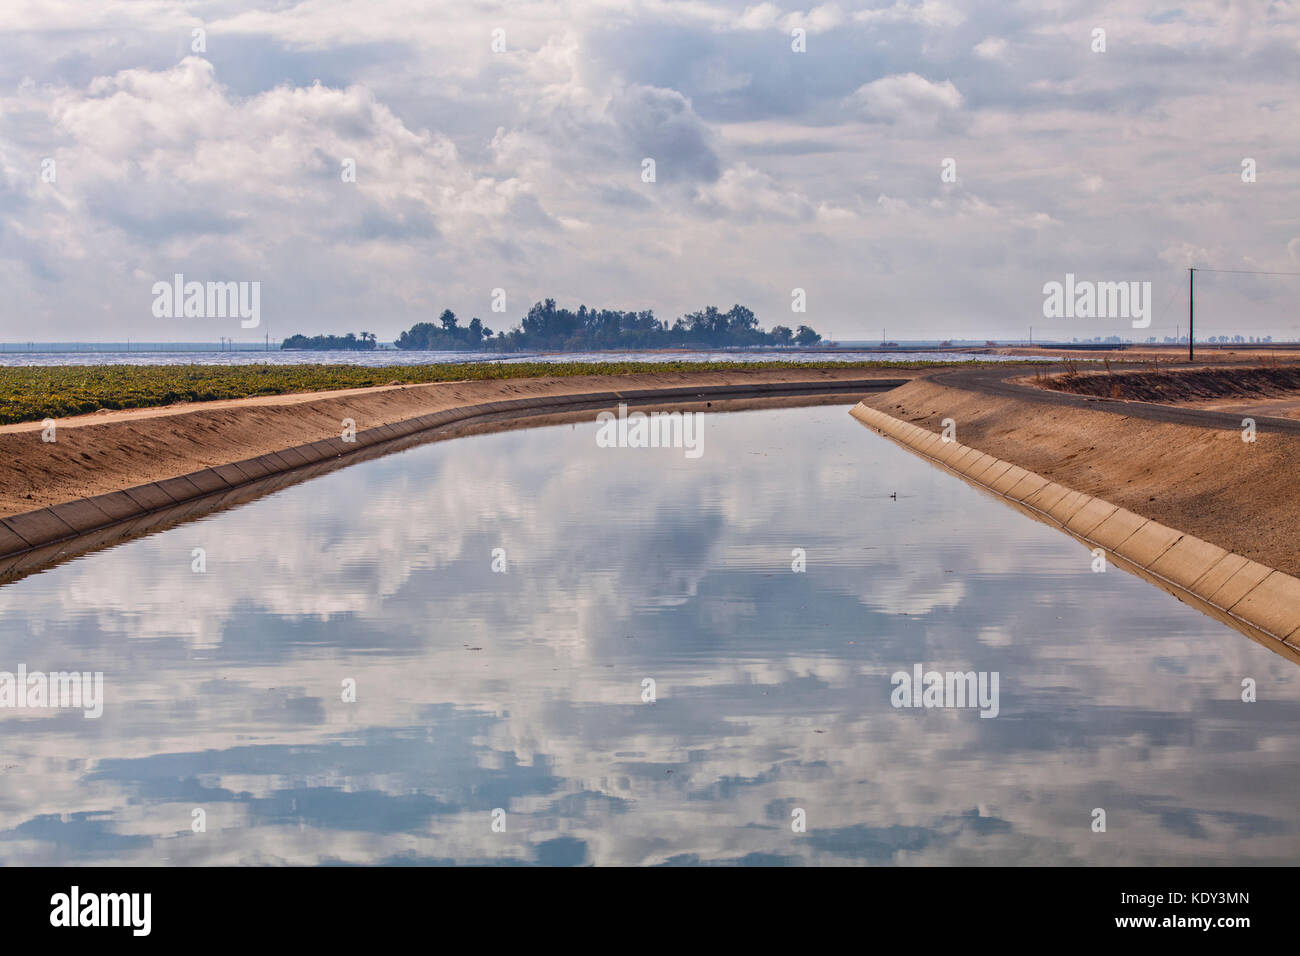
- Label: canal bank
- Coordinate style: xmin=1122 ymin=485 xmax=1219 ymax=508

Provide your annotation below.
xmin=864 ymin=367 xmax=1300 ymax=576
xmin=850 ymin=402 xmax=1300 ymax=664
xmin=0 ymin=371 xmax=903 ymax=578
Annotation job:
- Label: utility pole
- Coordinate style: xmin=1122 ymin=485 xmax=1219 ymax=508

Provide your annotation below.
xmin=1188 ymin=267 xmax=1195 ymax=362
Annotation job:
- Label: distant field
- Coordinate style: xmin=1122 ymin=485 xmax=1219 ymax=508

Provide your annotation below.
xmin=0 ymin=359 xmax=972 ymax=425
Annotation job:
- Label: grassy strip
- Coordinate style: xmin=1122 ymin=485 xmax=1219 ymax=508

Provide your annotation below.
xmin=0 ymin=359 xmax=985 ymax=426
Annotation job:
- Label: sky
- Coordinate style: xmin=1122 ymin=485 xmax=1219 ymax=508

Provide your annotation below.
xmin=0 ymin=0 xmax=1297 ymax=344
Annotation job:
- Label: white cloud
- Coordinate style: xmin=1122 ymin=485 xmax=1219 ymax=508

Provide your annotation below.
xmin=0 ymin=0 xmax=1298 ymax=340
xmin=781 ymin=4 xmax=847 ymax=35
xmin=847 ymin=72 xmax=963 ymax=120
xmin=973 ymin=36 xmax=1008 ymax=60
xmin=696 ymin=163 xmax=816 ymax=220
xmin=854 ymin=0 xmax=965 ymax=28
xmin=736 ymin=2 xmax=782 ymax=30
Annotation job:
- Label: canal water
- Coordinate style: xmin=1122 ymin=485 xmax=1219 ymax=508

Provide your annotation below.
xmin=0 ymin=405 xmax=1295 ymax=865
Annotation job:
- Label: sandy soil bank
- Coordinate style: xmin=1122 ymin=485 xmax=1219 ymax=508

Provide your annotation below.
xmin=0 ymin=367 xmax=908 ymax=517
xmin=864 ymin=376 xmax=1300 ymax=576
xmin=990 ymin=345 xmax=1300 ymax=364
xmin=1187 ymin=396 xmax=1300 ymax=420
xmin=1023 ymin=364 xmax=1300 ymax=422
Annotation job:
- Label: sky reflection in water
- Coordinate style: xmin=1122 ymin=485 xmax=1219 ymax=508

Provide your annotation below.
xmin=0 ymin=405 xmax=1296 ymax=865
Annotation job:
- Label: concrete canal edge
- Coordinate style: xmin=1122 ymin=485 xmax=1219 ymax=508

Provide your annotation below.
xmin=0 ymin=379 xmax=901 ymax=576
xmin=850 ymin=402 xmax=1300 ymax=660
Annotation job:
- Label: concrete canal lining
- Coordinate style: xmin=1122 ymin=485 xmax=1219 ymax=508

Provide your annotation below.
xmin=850 ymin=402 xmax=1300 ymax=662
xmin=0 ymin=379 xmax=899 ymax=579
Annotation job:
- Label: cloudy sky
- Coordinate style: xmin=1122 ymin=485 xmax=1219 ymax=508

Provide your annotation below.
xmin=1 ymin=0 xmax=1297 ymax=343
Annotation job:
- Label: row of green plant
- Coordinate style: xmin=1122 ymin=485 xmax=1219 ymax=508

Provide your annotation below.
xmin=0 ymin=360 xmax=970 ymax=425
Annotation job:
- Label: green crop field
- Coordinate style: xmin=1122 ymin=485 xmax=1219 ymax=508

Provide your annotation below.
xmin=0 ymin=359 xmax=987 ymax=426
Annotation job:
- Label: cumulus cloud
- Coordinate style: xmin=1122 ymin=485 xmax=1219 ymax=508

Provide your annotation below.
xmin=611 ymin=85 xmax=721 ymax=184
xmin=696 ymin=163 xmax=816 ymax=220
xmin=781 ymin=4 xmax=848 ymax=34
xmin=0 ymin=0 xmax=1297 ymax=341
xmin=973 ymin=36 xmax=1008 ymax=60
xmin=736 ymin=3 xmax=782 ymax=31
xmin=847 ymin=72 xmax=964 ymax=120
xmin=854 ymin=0 xmax=965 ymax=28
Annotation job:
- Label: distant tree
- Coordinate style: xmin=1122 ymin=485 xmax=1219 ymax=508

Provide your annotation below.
xmin=281 ymin=331 xmax=377 ymax=351
xmin=794 ymin=325 xmax=821 ymax=346
xmin=395 ymin=322 xmax=437 ymax=349
xmin=393 ymin=300 xmax=823 ymax=353
xmin=725 ymin=304 xmax=758 ymax=335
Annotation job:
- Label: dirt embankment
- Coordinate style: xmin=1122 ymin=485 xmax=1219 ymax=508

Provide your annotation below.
xmin=1034 ymin=364 xmax=1300 ymax=403
xmin=0 ymin=367 xmax=906 ymax=518
xmin=864 ymin=377 xmax=1300 ymax=576
xmin=990 ymin=345 xmax=1300 ymax=364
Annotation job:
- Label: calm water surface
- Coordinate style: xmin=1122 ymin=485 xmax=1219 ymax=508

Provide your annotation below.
xmin=0 ymin=406 xmax=1296 ymax=865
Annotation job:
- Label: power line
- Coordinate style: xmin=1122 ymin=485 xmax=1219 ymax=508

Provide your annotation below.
xmin=1195 ymin=268 xmax=1300 ymax=277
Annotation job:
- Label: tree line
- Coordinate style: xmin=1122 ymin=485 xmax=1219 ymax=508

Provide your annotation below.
xmin=282 ymin=301 xmax=822 ymax=351
xmin=280 ymin=332 xmax=378 ymax=351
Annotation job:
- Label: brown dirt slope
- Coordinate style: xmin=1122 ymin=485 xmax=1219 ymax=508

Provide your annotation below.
xmin=864 ymin=377 xmax=1300 ymax=576
xmin=0 ymin=367 xmax=904 ymax=517
xmin=1038 ymin=365 xmax=1300 ymax=402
